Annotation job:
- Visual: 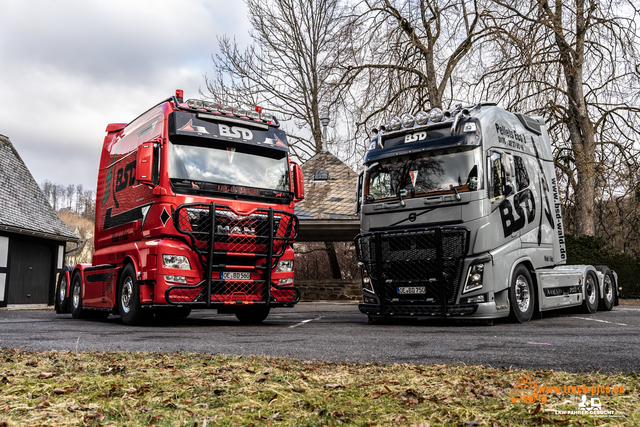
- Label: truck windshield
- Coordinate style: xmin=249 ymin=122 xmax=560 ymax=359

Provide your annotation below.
xmin=363 ymin=146 xmax=482 ymax=203
xmin=168 ymin=140 xmax=290 ymax=192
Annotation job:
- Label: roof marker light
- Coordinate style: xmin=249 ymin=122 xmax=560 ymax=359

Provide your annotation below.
xmin=415 ymin=111 xmax=429 ymax=125
xmin=218 ymin=104 xmax=233 ymax=115
xmin=388 ymin=116 xmax=402 ymax=131
xmin=186 ymin=99 xmax=204 ymax=109
xmin=429 ymin=108 xmax=444 ymax=122
xmin=401 ymin=114 xmax=415 ymax=128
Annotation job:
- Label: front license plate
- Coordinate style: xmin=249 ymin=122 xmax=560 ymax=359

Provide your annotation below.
xmin=397 ymin=286 xmax=426 ymax=295
xmin=221 ymin=272 xmax=251 ymax=280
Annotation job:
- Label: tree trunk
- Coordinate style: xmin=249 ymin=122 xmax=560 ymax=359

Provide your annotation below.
xmin=324 ymin=241 xmax=342 ymax=279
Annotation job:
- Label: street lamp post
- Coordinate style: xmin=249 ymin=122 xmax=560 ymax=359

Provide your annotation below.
xmin=320 ymin=112 xmax=330 ymax=152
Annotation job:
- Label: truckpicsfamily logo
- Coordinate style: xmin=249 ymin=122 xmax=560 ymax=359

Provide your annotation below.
xmin=510 ymin=373 xmax=625 ymax=417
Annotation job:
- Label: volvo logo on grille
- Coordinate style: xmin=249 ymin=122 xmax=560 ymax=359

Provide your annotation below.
xmin=217 ymin=225 xmax=257 ymax=235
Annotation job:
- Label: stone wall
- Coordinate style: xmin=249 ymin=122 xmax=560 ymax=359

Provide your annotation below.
xmin=295 ymin=279 xmax=361 ymax=301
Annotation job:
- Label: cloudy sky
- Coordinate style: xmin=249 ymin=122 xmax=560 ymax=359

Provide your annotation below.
xmin=0 ymin=0 xmax=251 ymax=190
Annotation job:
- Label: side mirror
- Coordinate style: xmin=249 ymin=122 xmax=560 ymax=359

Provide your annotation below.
xmin=355 ymin=171 xmax=364 ymax=213
xmin=136 ymin=142 xmax=154 ymax=185
xmin=291 ymin=161 xmax=304 ymax=201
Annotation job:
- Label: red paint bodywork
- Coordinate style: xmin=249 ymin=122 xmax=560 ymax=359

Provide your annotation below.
xmin=64 ymin=96 xmax=302 ymax=315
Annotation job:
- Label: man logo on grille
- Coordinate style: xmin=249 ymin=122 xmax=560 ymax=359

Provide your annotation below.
xmin=217 ymin=225 xmax=256 ymax=235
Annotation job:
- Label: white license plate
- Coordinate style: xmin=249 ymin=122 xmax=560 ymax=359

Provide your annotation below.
xmin=397 ymin=286 xmax=426 ymax=294
xmin=221 ymin=272 xmax=251 ymax=280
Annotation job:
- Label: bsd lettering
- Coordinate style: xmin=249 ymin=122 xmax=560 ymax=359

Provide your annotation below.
xmin=219 ymin=125 xmax=253 ymax=140
xmin=499 ymin=189 xmax=536 ymax=237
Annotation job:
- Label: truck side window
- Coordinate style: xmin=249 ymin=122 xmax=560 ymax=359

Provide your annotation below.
xmin=488 ymin=151 xmax=515 ymax=202
xmin=514 ymin=156 xmax=530 ymax=191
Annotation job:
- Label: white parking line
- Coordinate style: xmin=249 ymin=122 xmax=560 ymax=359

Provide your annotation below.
xmin=571 ymin=316 xmax=627 ymax=326
xmin=289 ymin=316 xmax=322 ymax=328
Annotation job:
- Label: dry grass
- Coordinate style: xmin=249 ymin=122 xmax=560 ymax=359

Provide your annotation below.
xmin=0 ymin=349 xmax=637 ymax=426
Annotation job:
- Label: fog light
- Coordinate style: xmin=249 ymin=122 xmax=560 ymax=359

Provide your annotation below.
xmin=165 ymin=275 xmax=187 ymax=284
xmin=279 ymin=278 xmax=293 ymax=285
xmin=462 ymin=295 xmax=485 ymax=303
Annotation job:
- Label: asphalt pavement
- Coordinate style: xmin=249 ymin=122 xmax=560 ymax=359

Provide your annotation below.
xmin=1 ymin=302 xmax=639 ymax=373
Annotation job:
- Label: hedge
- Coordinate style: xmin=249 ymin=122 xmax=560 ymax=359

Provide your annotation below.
xmin=565 ymin=233 xmax=640 ymax=299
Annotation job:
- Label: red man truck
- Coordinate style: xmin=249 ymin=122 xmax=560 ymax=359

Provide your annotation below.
xmin=55 ymin=90 xmax=304 ymax=325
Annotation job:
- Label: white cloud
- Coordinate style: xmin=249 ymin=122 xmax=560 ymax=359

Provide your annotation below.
xmin=0 ymin=0 xmax=251 ymax=189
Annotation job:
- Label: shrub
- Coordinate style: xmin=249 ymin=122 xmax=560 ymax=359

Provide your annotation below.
xmin=565 ymin=234 xmax=640 ymax=298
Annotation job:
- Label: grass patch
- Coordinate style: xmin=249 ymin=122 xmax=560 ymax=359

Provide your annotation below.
xmin=0 ymin=349 xmax=637 ymax=426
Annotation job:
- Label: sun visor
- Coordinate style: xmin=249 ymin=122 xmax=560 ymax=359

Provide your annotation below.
xmin=365 ymin=134 xmax=475 ymax=163
xmin=168 ymin=111 xmax=289 ymax=151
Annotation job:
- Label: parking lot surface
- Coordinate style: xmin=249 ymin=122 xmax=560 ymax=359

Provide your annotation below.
xmin=1 ymin=302 xmax=638 ymax=373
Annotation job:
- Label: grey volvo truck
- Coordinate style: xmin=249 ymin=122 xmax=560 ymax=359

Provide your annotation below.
xmin=355 ymin=103 xmax=619 ymax=323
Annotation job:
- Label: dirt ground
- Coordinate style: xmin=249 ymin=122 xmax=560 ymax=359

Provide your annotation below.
xmin=619 ymin=299 xmax=640 ymax=306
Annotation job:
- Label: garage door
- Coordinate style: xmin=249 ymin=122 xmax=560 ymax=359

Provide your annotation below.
xmin=7 ymin=239 xmax=53 ymax=304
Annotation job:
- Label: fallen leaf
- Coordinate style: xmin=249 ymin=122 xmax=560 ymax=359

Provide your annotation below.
xmin=325 ymin=383 xmax=341 ymax=388
xmin=35 ymin=401 xmax=51 ymax=409
xmin=529 ymin=403 xmax=541 ymax=415
xmin=256 ymin=377 xmax=267 ymax=383
xmin=245 ymin=368 xmax=255 ymax=374
xmin=149 ymin=414 xmax=163 ymax=424
xmin=366 ymin=422 xmax=377 ymax=426
xmin=213 ymin=389 xmax=224 ymax=395
xmin=38 ymin=372 xmax=54 ymax=379
xmin=268 ymin=393 xmax=278 ymax=404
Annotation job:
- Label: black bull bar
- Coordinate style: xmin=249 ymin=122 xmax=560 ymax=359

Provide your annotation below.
xmin=165 ymin=202 xmax=300 ymax=307
xmin=355 ymin=226 xmax=477 ymax=317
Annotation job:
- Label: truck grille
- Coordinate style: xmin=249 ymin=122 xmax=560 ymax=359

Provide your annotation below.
xmin=167 ymin=203 xmax=299 ymax=306
xmin=174 ymin=204 xmax=297 ymax=267
xmin=355 ymin=227 xmax=469 ymax=305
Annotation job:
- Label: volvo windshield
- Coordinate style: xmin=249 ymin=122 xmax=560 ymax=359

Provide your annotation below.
xmin=168 ymin=140 xmax=290 ymax=195
xmin=363 ymin=146 xmax=482 ymax=203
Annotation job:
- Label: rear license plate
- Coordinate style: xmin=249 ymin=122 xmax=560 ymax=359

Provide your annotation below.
xmin=221 ymin=272 xmax=251 ymax=280
xmin=397 ymin=286 xmax=426 ymax=294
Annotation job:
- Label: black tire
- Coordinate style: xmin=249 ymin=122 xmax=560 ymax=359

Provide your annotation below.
xmin=582 ymin=270 xmax=599 ymax=314
xmin=235 ymin=306 xmax=270 ymax=324
xmin=596 ymin=266 xmax=614 ymax=311
xmin=118 ymin=264 xmax=146 ymax=326
xmin=55 ymin=267 xmax=72 ymax=313
xmin=70 ymin=272 xmax=87 ymax=319
xmin=509 ymin=265 xmax=535 ymax=323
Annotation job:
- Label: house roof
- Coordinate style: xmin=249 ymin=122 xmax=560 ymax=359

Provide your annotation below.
xmin=294 ymin=151 xmax=360 ymax=242
xmin=0 ymin=134 xmax=78 ymax=242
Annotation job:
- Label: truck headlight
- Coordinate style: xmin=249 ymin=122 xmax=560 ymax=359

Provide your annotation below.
xmin=276 ymin=260 xmax=294 ymax=273
xmin=162 ymin=254 xmax=191 ymax=270
xmin=361 ymin=266 xmax=374 ymax=294
xmin=463 ymin=263 xmax=484 ymax=293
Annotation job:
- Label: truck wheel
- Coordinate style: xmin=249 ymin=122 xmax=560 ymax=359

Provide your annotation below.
xmin=596 ymin=266 xmax=614 ymax=311
xmin=70 ymin=272 xmax=87 ymax=319
xmin=55 ymin=267 xmax=72 ymax=313
xmin=118 ymin=264 xmax=146 ymax=326
xmin=509 ymin=265 xmax=535 ymax=323
xmin=582 ymin=271 xmax=599 ymax=314
xmin=235 ymin=306 xmax=270 ymax=324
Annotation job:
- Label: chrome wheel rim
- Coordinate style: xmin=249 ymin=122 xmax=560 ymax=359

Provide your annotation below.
xmin=72 ymin=282 xmax=80 ymax=309
xmin=603 ymin=275 xmax=613 ymax=302
xmin=59 ymin=277 xmax=67 ymax=302
xmin=586 ymin=274 xmax=596 ymax=305
xmin=515 ymin=275 xmax=530 ymax=312
xmin=121 ymin=277 xmax=133 ymax=314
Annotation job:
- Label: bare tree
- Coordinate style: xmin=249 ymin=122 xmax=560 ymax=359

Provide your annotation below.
xmin=206 ymin=0 xmax=352 ymax=161
xmin=476 ymin=0 xmax=640 ymax=237
xmin=338 ymin=0 xmax=490 ymax=146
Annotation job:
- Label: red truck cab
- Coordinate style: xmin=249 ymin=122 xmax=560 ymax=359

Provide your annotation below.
xmin=55 ymin=91 xmax=304 ymax=325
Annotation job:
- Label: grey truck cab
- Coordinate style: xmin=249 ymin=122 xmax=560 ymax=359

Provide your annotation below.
xmin=355 ymin=103 xmax=618 ymax=322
